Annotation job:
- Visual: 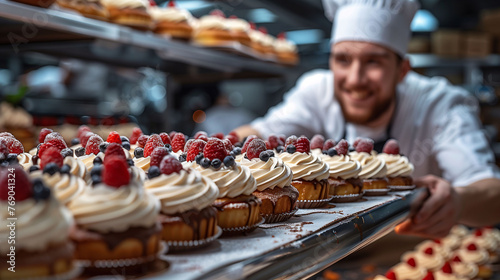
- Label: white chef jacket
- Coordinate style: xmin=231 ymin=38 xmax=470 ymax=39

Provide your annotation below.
xmin=251 ymin=69 xmax=500 ymax=187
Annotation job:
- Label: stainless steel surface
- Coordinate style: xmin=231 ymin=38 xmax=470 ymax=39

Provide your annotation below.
xmin=194 ymin=189 xmax=424 ymax=280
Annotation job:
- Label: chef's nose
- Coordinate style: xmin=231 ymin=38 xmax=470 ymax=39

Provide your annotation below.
xmin=345 ymin=61 xmax=367 ymax=88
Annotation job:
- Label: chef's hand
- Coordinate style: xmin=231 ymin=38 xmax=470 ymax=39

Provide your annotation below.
xmin=395 ymin=175 xmax=461 ymax=238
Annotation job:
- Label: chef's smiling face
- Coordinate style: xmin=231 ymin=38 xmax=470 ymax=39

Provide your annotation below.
xmin=330 ymin=41 xmax=409 ymax=125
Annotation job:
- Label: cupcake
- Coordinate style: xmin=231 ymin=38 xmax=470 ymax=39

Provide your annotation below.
xmin=278 ymin=136 xmax=330 ymax=208
xmin=56 ymin=0 xmax=109 ymax=20
xmin=16 ymin=152 xmax=33 ymax=170
xmin=449 ymin=255 xmax=479 ymax=279
xmin=318 ymin=139 xmax=363 ymax=202
xmin=193 ymin=10 xmax=234 ymax=46
xmin=433 ymin=262 xmax=468 ymax=280
xmin=378 ymin=139 xmax=414 ymax=189
xmin=185 ymin=138 xmax=261 ymax=232
xmin=249 ymin=25 xmax=274 ymax=56
xmin=145 ymin=155 xmax=219 ymax=247
xmin=454 ymin=242 xmax=492 ymax=279
xmin=101 ymin=0 xmax=153 ymax=30
xmin=349 ymin=138 xmax=389 ymax=195
xmin=150 ymin=1 xmax=194 ymax=40
xmin=67 ymin=155 xmax=161 ymax=270
xmin=274 ymin=33 xmax=299 ymax=65
xmin=462 ymin=229 xmax=498 ymax=263
xmin=238 ymin=139 xmax=298 ymax=223
xmin=226 ymin=15 xmax=251 ymax=47
xmin=402 ymin=247 xmax=445 ymax=272
xmin=415 ymin=240 xmax=453 ymax=260
xmin=0 ymin=165 xmax=76 ymax=279
xmin=386 ymin=257 xmax=427 ymax=280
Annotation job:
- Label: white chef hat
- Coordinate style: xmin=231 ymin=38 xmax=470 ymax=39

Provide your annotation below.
xmin=323 ymin=0 xmax=420 ymax=57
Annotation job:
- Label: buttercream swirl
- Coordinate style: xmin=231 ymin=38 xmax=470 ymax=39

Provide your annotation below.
xmin=145 ymin=168 xmax=219 ymax=215
xmin=462 ymin=234 xmax=498 ymax=253
xmin=378 ymin=153 xmax=414 ymax=177
xmin=0 ymin=197 xmax=73 ymax=253
xmin=391 ymin=262 xmax=427 ymax=280
xmin=402 ymin=251 xmax=444 ymax=271
xmin=454 ymin=247 xmax=489 ymax=265
xmin=239 ymin=157 xmax=293 ymax=191
xmin=185 ymin=161 xmax=257 ymax=198
xmin=349 ymin=151 xmax=387 ymax=179
xmin=101 ymin=0 xmax=149 ymax=9
xmin=133 ymin=156 xmax=150 ymax=172
xmin=450 ymin=261 xmax=478 ymax=279
xmin=441 ymin=234 xmax=462 ymax=251
xmin=450 ymin=225 xmax=469 ymax=238
xmin=197 ymin=15 xmax=228 ymax=30
xmin=274 ymin=38 xmax=297 ymax=52
xmin=226 ymin=17 xmax=250 ymax=32
xmin=433 ymin=271 xmax=468 ymax=280
xmin=318 ymin=154 xmax=361 ymax=179
xmin=278 ymin=152 xmax=329 ymax=181
xmin=17 ymin=152 xmax=33 ymax=170
xmin=416 ymin=240 xmax=452 ymax=259
xmin=64 ymin=156 xmax=87 ymax=179
xmin=149 ymin=6 xmax=192 ymax=22
xmin=68 ymin=179 xmax=160 ymax=233
xmin=30 ymin=171 xmax=87 ymax=206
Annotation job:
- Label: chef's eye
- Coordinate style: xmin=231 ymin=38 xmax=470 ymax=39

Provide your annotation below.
xmin=334 ymin=55 xmax=350 ymax=65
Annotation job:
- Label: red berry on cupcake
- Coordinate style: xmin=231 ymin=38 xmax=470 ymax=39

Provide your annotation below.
xmin=242 ymin=135 xmax=258 ymax=153
xmin=0 ymin=165 xmax=32 ymax=201
xmin=385 ymin=270 xmax=396 ymax=280
xmin=441 ymin=262 xmax=452 ymax=274
xmin=0 ymin=137 xmax=24 ymax=154
xmin=40 ymin=147 xmax=64 ymax=169
xmin=222 ymin=138 xmax=233 ymax=153
xmin=77 ymin=125 xmax=91 ymax=139
xmin=102 ymin=155 xmax=130 ymax=188
xmin=171 ymin=133 xmax=186 ymax=153
xmin=246 ymin=139 xmax=266 ymax=160
xmin=184 ymin=139 xmax=195 ymax=152
xmin=225 ymin=134 xmax=239 ymax=145
xmin=44 ymin=132 xmax=64 ymax=143
xmin=130 ymin=127 xmax=143 ymax=145
xmin=355 ymin=138 xmax=374 ymax=153
xmin=323 ymin=139 xmax=336 ymax=151
xmin=295 ymin=136 xmax=310 ymax=153
xmin=38 ymin=128 xmax=53 ymax=144
xmin=194 ymin=131 xmax=207 ymax=140
xmin=85 ymin=134 xmax=104 ymax=155
xmin=150 ymin=147 xmax=170 ymax=167
xmin=383 ymin=139 xmax=400 ymax=155
xmin=267 ymin=134 xmax=279 ymax=149
xmin=211 ymin=132 xmax=224 ymax=140
xmin=423 ymin=271 xmax=434 ymax=280
xmin=144 ymin=134 xmax=164 ymax=157
xmin=451 ymin=255 xmax=462 ymax=263
xmin=160 ymin=132 xmax=171 ymax=145
xmin=406 ymin=257 xmax=417 ymax=268
xmin=310 ymin=135 xmax=325 ymax=150
xmin=187 ymin=139 xmax=207 ymax=162
xmin=106 ymin=131 xmax=122 ymax=144
xmin=203 ymin=138 xmax=228 ymax=161
xmin=160 ymin=155 xmax=183 ymax=175
xmin=80 ymin=131 xmax=94 ymax=148
xmin=424 ymin=247 xmax=433 ymax=255
xmin=104 ymin=143 xmax=126 ymax=160
xmin=285 ymin=135 xmax=297 ymax=146
xmin=137 ymin=134 xmax=149 ymax=148
xmin=334 ymin=139 xmax=349 ymax=155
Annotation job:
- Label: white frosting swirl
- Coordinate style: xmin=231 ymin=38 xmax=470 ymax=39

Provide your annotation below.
xmin=197 ymin=15 xmax=228 ymax=30
xmin=441 ymin=235 xmax=462 ymax=251
xmin=226 ymin=17 xmax=250 ymax=32
xmin=64 ymin=156 xmax=87 ymax=179
xmin=149 ymin=6 xmax=192 ymax=22
xmin=318 ymin=154 xmax=361 ymax=179
xmin=133 ymin=156 xmax=150 ymax=172
xmin=274 ymin=38 xmax=297 ymax=52
xmin=17 ymin=153 xmax=33 ymax=170
xmin=402 ymin=251 xmax=444 ymax=271
xmin=30 ymin=171 xmax=88 ymax=206
xmin=378 ymin=153 xmax=414 ymax=177
xmin=239 ymin=157 xmax=293 ymax=191
xmin=278 ymin=152 xmax=329 ymax=181
xmin=145 ymin=168 xmax=219 ymax=215
xmin=391 ymin=262 xmax=427 ymax=280
xmin=462 ymin=234 xmax=498 ymax=253
xmin=0 ymin=198 xmax=73 ymax=253
xmin=450 ymin=225 xmax=470 ymax=238
xmin=349 ymin=152 xmax=387 ymax=179
xmin=450 ymin=261 xmax=478 ymax=279
xmin=185 ymin=161 xmax=257 ymax=198
xmin=101 ymin=0 xmax=149 ymax=9
xmin=454 ymin=247 xmax=489 ymax=265
xmin=434 ymin=271 xmax=468 ymax=280
xmin=416 ymin=240 xmax=453 ymax=259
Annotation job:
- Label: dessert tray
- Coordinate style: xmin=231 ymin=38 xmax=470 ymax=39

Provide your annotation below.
xmin=152 ymin=189 xmax=424 ymax=280
xmin=166 ymin=226 xmax=223 ymax=253
xmin=262 ymin=206 xmax=299 ymax=224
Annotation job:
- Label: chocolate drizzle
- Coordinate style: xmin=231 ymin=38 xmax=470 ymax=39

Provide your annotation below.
xmin=253 ymin=185 xmax=299 ymax=210
xmin=160 ymin=206 xmax=217 ymax=240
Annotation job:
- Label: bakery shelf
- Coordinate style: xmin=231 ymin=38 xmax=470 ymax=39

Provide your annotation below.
xmin=0 ymin=0 xmax=294 ymax=79
xmin=147 ymin=189 xmax=425 ymax=280
xmin=408 ymin=54 xmax=500 ymax=68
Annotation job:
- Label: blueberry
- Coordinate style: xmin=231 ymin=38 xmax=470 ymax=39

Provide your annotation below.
xmin=122 ymin=142 xmax=131 ymax=151
xmin=164 ymin=144 xmax=172 ymax=153
xmin=61 ymin=148 xmax=73 ymax=158
xmin=29 ymin=165 xmax=40 ymax=173
xmin=223 ymin=156 xmax=235 ymax=167
xmin=32 ymin=155 xmax=39 ymax=165
xmin=91 ymin=164 xmax=103 ymax=177
xmin=134 ymin=148 xmax=144 ymax=158
xmin=195 ymin=153 xmax=204 ymax=164
xmin=75 ymin=147 xmax=85 ymax=157
xmin=99 ymin=142 xmax=109 ymax=154
xmin=259 ymin=151 xmax=270 ymax=162
xmin=148 ymin=166 xmax=161 ymax=179
xmin=178 ymin=153 xmax=187 ymax=162
xmin=93 ymin=156 xmax=103 ymax=165
xmin=211 ymin=159 xmax=222 ymax=169
xmin=200 ymin=158 xmax=211 ymax=168
xmin=286 ymin=145 xmax=296 ymax=153
xmin=71 ymin=138 xmax=80 ymax=146
xmin=7 ymin=154 xmax=19 ymax=165
xmin=33 ymin=179 xmax=51 ymax=201
xmin=276 ymin=146 xmax=285 ymax=153
xmin=43 ymin=163 xmax=60 ymax=175
xmin=60 ymin=164 xmax=71 ymax=174
xmin=127 ymin=159 xmax=135 ymax=167
xmin=266 ymin=150 xmax=275 ymax=158
xmin=232 ymin=147 xmax=242 ymax=156
xmin=120 ymin=136 xmax=129 ymax=143
xmin=322 ymin=150 xmax=328 ymax=155
xmin=327 ymin=148 xmax=338 ymax=157
xmin=91 ymin=174 xmax=102 ymax=185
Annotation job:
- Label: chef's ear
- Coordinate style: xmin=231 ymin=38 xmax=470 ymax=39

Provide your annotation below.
xmin=398 ymin=58 xmax=411 ymax=83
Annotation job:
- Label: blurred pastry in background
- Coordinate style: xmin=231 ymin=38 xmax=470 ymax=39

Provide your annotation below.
xmin=274 ymin=32 xmax=299 ymax=65
xmin=226 ymin=15 xmax=251 ymax=47
xmin=56 ymin=0 xmax=109 ymax=20
xmin=193 ymin=9 xmax=234 ymax=46
xmin=101 ymin=0 xmax=153 ymax=30
xmin=9 ymin=0 xmax=55 ymax=8
xmin=0 ymin=102 xmax=35 ymax=150
xmin=151 ymin=0 xmax=194 ymax=40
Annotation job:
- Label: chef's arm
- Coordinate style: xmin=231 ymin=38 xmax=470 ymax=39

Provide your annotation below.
xmin=455 ymin=178 xmax=500 ymax=227
xmin=233 ymin=125 xmax=262 ymax=141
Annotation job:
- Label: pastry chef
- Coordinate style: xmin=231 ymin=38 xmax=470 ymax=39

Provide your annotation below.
xmin=235 ymin=0 xmax=500 ymax=237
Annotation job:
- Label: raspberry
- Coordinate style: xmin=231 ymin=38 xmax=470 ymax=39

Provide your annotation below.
xmin=466 ymin=243 xmax=477 ymax=251
xmin=423 ymin=247 xmax=433 ymax=255
xmin=0 ymin=132 xmax=14 ymax=138
xmin=265 ymin=141 xmax=272 ymax=150
xmin=160 ymin=155 xmax=183 ymax=175
xmin=39 ymin=138 xmax=67 ymax=158
xmin=106 ymin=131 xmax=122 ymax=144
xmin=38 ymin=128 xmax=53 ymax=144
xmin=104 ymin=143 xmax=126 ymax=160
xmin=44 ymin=132 xmax=64 ymax=143
xmin=171 ymin=133 xmax=186 ymax=153
xmin=0 ymin=137 xmax=24 ymax=154
xmin=160 ymin=132 xmax=171 ymax=145
xmin=385 ymin=271 xmax=396 ymax=280
xmin=77 ymin=125 xmax=91 ymax=140
xmin=85 ymin=134 xmax=104 ymax=155
xmin=268 ymin=134 xmax=279 ymax=149
xmin=197 ymin=134 xmax=208 ymax=142
xmin=203 ymin=138 xmax=228 ymax=161
xmin=150 ymin=147 xmax=170 ymax=167
xmin=383 ymin=139 xmax=400 ymax=155
xmin=0 ymin=141 xmax=8 ymax=161
xmin=323 ymin=139 xmax=336 ymax=151
xmin=210 ymin=9 xmax=225 ymax=17
xmin=475 ymin=229 xmax=483 ymax=237
xmin=441 ymin=262 xmax=452 ymax=274
xmin=406 ymin=257 xmax=416 ymax=268
xmin=186 ymin=139 xmax=206 ymax=162
xmin=80 ymin=131 xmax=94 ymax=148
xmin=310 ymin=135 xmax=325 ymax=150
xmin=102 ymin=155 xmax=130 ymax=188
xmin=353 ymin=137 xmax=363 ymax=149
xmin=210 ymin=132 xmax=224 ymax=140
xmin=184 ymin=139 xmax=195 ymax=152
xmin=144 ymin=134 xmax=164 ymax=157
xmin=40 ymin=147 xmax=64 ymax=169
xmin=195 ymin=131 xmax=207 ymax=139
xmin=278 ymin=134 xmax=286 ymax=146
xmin=0 ymin=165 xmax=32 ymax=201
xmin=334 ymin=139 xmax=349 ymax=155
xmin=355 ymin=138 xmax=374 ymax=153
xmin=225 ymin=134 xmax=239 ymax=145
xmin=130 ymin=127 xmax=143 ymax=145
xmin=228 ymin=131 xmax=238 ymax=138
xmin=295 ymin=136 xmax=310 ymax=153
xmin=242 ymin=135 xmax=258 ymax=153
xmin=451 ymin=256 xmax=461 ymax=263
xmin=285 ymin=135 xmax=297 ymax=146
xmin=137 ymin=135 xmax=149 ymax=148
xmin=222 ymin=138 xmax=233 ymax=153
xmin=423 ymin=271 xmax=434 ymax=280
xmin=246 ymin=139 xmax=267 ymax=160
xmin=169 ymin=131 xmax=177 ymax=140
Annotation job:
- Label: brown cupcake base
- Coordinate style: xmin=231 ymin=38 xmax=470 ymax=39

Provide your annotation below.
xmin=296 ymin=196 xmax=333 ymax=209
xmin=220 ymin=217 xmax=265 ymax=237
xmin=253 ymin=185 xmax=299 ymax=215
xmin=388 ymin=176 xmax=414 ymax=187
xmin=159 ymin=206 xmax=218 ymax=243
xmin=214 ymin=194 xmax=262 ymax=230
xmin=292 ymin=179 xmax=329 ymax=201
xmin=328 ymin=178 xmax=363 ymax=196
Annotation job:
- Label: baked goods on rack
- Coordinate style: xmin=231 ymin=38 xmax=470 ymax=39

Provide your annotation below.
xmin=150 ymin=0 xmax=194 ymax=40
xmin=274 ymin=32 xmax=299 ymax=65
xmin=349 ymin=138 xmax=389 ymax=195
xmin=378 ymin=139 xmax=415 ymax=189
xmin=101 ymin=0 xmax=153 ymax=30
xmin=193 ymin=9 xmax=235 ymax=46
xmin=226 ymin=15 xmax=252 ymax=47
xmin=56 ymin=0 xmax=109 ymax=20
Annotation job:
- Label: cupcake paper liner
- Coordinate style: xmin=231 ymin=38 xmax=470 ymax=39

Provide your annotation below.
xmin=363 ymin=188 xmax=390 ymax=196
xmin=389 ymin=185 xmax=416 ymax=191
xmin=14 ymin=264 xmax=82 ymax=280
xmin=330 ymin=192 xmax=364 ymax=203
xmin=166 ymin=226 xmax=222 ymax=253
xmin=221 ymin=217 xmax=265 ymax=236
xmin=262 ymin=207 xmax=299 ymax=224
xmin=296 ymin=196 xmax=333 ymax=209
